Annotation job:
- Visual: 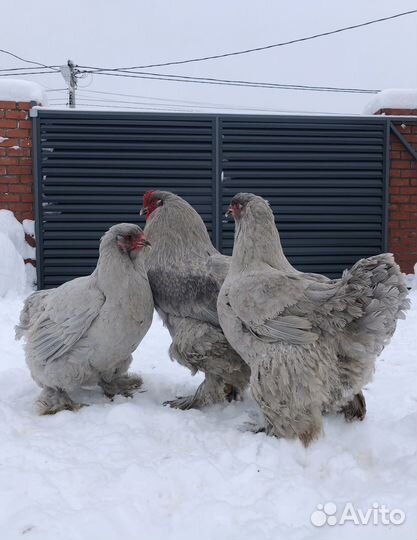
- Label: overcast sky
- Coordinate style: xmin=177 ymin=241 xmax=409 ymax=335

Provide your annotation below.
xmin=1 ymin=0 xmax=416 ymax=113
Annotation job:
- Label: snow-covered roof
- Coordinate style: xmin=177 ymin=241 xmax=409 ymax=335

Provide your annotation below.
xmin=0 ymin=79 xmax=47 ymax=104
xmin=364 ymin=88 xmax=417 ymax=115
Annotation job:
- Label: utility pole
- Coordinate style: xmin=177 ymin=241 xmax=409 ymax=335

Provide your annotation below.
xmin=59 ymin=60 xmax=77 ymax=108
xmin=67 ymin=60 xmax=77 ymax=108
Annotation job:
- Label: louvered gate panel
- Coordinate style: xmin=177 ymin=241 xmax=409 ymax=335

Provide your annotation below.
xmin=33 ymin=110 xmax=388 ymax=288
xmin=221 ymin=116 xmax=387 ymax=277
xmin=34 ymin=111 xmax=216 ymax=288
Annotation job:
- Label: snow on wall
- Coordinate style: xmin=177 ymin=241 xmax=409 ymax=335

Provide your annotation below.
xmin=364 ymin=88 xmax=417 ymax=115
xmin=406 ymin=263 xmax=417 ymax=290
xmin=0 ymin=210 xmax=33 ymax=259
xmin=0 ymin=79 xmax=47 ymax=104
xmin=0 ymin=210 xmax=36 ymax=296
xmin=22 ymin=219 xmax=35 ymax=238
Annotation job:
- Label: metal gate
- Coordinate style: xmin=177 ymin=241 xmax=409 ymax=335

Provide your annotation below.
xmin=32 ymin=109 xmax=390 ymax=288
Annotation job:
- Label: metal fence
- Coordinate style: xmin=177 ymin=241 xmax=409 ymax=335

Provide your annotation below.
xmin=32 ymin=109 xmax=391 ymax=288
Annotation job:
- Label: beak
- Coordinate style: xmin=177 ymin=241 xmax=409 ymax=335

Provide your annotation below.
xmin=139 ymin=237 xmax=151 ymax=248
xmin=139 ymin=206 xmax=146 ymax=217
xmin=132 ymin=235 xmax=151 ymax=250
xmin=225 ymin=206 xmax=233 ymax=218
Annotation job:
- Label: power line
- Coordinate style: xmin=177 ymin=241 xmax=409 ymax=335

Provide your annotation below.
xmin=0 ymin=70 xmax=57 ymax=77
xmin=49 ymin=101 xmax=357 ymax=116
xmin=100 ymin=70 xmax=380 ymax=93
xmin=92 ymin=70 xmax=379 ymax=94
xmin=75 ymin=94 xmax=275 ymax=111
xmin=78 ymin=88 xmax=311 ymax=108
xmin=74 ymin=100 xmax=190 ymax=112
xmin=52 ymin=95 xmax=205 ymax=111
xmin=48 ymin=88 xmax=357 ymax=114
xmin=0 ymin=62 xmax=377 ymax=96
xmin=0 ymin=48 xmax=59 ymax=71
xmin=75 ymin=91 xmax=351 ymax=115
xmin=77 ymin=9 xmax=417 ymax=72
xmin=0 ymin=66 xmax=59 ymax=73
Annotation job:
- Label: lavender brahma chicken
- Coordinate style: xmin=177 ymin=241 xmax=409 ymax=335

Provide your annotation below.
xmin=141 ymin=190 xmax=250 ymax=409
xmin=218 ymin=193 xmax=409 ymax=446
xmin=16 ymin=223 xmax=153 ymax=415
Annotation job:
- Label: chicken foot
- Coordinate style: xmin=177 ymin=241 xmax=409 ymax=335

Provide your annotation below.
xmin=36 ymin=387 xmax=85 ymax=415
xmin=98 ymin=373 xmax=143 ymax=399
xmin=342 ymin=391 xmax=366 ymax=422
xmin=163 ymin=374 xmax=237 ymax=410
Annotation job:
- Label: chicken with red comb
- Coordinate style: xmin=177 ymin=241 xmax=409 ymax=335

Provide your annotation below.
xmin=218 ymin=193 xmax=409 ymax=446
xmin=140 ymin=190 xmax=250 ymax=410
xmin=16 ymin=223 xmax=154 ymax=414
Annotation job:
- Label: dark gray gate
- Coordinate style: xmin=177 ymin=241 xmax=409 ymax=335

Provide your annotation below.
xmin=32 ymin=109 xmax=390 ymax=288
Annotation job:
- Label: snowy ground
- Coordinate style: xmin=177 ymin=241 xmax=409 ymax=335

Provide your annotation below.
xmin=0 ymin=291 xmax=416 ymax=540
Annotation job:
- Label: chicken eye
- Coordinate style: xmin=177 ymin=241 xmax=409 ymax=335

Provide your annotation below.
xmin=156 ymin=199 xmax=162 ymax=206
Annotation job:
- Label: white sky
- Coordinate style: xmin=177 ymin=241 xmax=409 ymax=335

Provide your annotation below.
xmin=1 ymin=0 xmax=416 ymax=114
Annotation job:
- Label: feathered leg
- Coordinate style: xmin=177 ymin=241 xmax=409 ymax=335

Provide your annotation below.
xmin=250 ymin=364 xmax=323 ymax=447
xmin=98 ymin=356 xmax=143 ymax=398
xmin=298 ymin=412 xmax=323 ymax=448
xmin=36 ymin=387 xmax=84 ymax=415
xmin=165 ymin=318 xmax=250 ymax=410
xmin=164 ymin=374 xmax=229 ymax=410
xmin=99 ymin=374 xmax=143 ymax=398
xmin=342 ymin=391 xmax=366 ymax=422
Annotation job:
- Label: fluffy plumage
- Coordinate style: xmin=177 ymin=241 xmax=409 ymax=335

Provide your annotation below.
xmin=218 ymin=193 xmax=410 ymax=446
xmin=142 ymin=190 xmax=250 ymax=409
xmin=16 ymin=223 xmax=154 ymax=414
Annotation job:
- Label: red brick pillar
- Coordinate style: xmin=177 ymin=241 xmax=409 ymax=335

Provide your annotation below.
xmin=376 ymin=109 xmax=417 ymax=274
xmin=0 ymin=100 xmax=35 ymax=221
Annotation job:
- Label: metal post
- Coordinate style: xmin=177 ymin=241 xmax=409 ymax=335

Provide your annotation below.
xmin=213 ymin=116 xmax=222 ymax=251
xmin=382 ymin=120 xmax=391 ymax=253
xmin=30 ymin=110 xmax=44 ymax=289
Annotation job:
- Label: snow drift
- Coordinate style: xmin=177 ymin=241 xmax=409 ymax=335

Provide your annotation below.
xmin=364 ymin=88 xmax=417 ymax=115
xmin=0 ymin=79 xmax=47 ymax=104
xmin=0 ymin=210 xmax=36 ymax=296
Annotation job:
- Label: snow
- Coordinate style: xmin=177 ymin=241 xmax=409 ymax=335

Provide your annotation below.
xmin=23 ymin=219 xmax=35 ymax=238
xmin=0 ymin=286 xmax=416 ymax=539
xmin=0 ymin=234 xmax=26 ymax=297
xmin=0 ymin=210 xmax=36 ymax=296
xmin=406 ymin=264 xmax=417 ymax=290
xmin=0 ymin=79 xmax=47 ymax=105
xmin=24 ymin=263 xmax=37 ymax=291
xmin=405 ymin=277 xmax=414 ymax=289
xmin=363 ymin=88 xmax=417 ymax=115
xmin=0 ymin=210 xmax=32 ymax=260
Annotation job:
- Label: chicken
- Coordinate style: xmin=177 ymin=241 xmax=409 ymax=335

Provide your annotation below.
xmin=141 ymin=190 xmax=250 ymax=409
xmin=16 ymin=223 xmax=154 ymax=415
xmin=217 ymin=193 xmax=410 ymax=446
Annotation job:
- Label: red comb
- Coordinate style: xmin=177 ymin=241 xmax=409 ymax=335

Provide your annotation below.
xmin=143 ymin=191 xmax=155 ymax=205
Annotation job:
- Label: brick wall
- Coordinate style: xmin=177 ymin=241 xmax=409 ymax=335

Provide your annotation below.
xmin=381 ymin=111 xmax=417 ymax=274
xmin=0 ymin=100 xmax=34 ymax=222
